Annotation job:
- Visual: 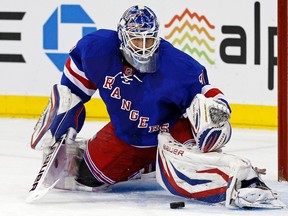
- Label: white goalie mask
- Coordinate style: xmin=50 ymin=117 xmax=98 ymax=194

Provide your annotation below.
xmin=117 ymin=5 xmax=160 ymax=73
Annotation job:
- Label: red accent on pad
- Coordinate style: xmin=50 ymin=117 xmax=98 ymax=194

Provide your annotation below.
xmin=203 ymin=133 xmax=219 ymax=152
xmin=196 ymin=168 xmax=230 ymax=182
xmin=73 ymin=106 xmax=84 ymax=130
xmin=31 ymin=86 xmax=57 ymax=149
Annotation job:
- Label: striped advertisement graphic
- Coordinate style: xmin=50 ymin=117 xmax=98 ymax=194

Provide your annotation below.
xmin=164 ymin=8 xmax=215 ymax=65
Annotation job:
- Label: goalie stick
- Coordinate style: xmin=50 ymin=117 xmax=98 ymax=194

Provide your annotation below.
xmin=26 ymin=134 xmax=66 ymax=203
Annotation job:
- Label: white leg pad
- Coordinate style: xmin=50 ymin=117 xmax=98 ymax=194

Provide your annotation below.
xmin=156 ymin=132 xmax=286 ymax=208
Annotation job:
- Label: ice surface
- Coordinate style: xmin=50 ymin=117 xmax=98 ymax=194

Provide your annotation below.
xmin=0 ymin=118 xmax=287 ymax=216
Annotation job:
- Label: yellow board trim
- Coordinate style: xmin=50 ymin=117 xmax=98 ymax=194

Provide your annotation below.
xmin=229 ymin=104 xmax=277 ymax=130
xmin=0 ymin=95 xmax=277 ymax=129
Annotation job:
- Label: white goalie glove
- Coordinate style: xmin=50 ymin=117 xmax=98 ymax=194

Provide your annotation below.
xmin=186 ymin=94 xmax=232 ymax=152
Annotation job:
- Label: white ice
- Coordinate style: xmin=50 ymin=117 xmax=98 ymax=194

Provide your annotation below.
xmin=0 ymin=118 xmax=287 ymax=216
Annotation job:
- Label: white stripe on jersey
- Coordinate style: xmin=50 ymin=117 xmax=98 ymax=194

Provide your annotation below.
xmin=84 ymin=148 xmax=115 ymax=185
xmin=64 ymin=58 xmax=96 ymax=96
xmin=201 ymin=84 xmax=216 ymax=95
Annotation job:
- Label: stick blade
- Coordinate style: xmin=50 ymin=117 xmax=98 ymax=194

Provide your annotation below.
xmin=26 ymin=179 xmax=60 ymax=203
xmin=26 ymin=136 xmax=66 ymax=203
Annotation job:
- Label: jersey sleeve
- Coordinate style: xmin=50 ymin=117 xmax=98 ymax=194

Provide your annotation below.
xmin=182 ymin=72 xmax=231 ymax=119
xmin=61 ymin=41 xmax=97 ymax=103
xmin=195 ymin=67 xmax=231 ymax=113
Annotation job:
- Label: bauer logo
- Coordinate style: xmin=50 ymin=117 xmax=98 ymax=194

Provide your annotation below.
xmin=43 ymin=5 xmax=97 ymax=71
xmin=164 ymin=9 xmax=215 ymax=65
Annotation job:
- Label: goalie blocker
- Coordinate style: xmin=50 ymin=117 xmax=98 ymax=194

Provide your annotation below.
xmin=30 ymin=84 xmax=85 ymax=151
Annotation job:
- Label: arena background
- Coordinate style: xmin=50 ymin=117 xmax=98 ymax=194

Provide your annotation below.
xmin=0 ymin=0 xmax=278 ymax=129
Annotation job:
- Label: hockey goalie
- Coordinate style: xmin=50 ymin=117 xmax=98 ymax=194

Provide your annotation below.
xmin=27 ymin=85 xmax=285 ymax=209
xmin=27 ymin=5 xmax=285 ymax=209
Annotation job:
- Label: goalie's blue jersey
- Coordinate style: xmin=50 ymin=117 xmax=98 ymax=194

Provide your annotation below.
xmin=61 ymin=29 xmax=214 ymax=147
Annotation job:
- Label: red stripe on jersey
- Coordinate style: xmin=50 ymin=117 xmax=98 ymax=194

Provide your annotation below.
xmin=204 ymin=88 xmax=223 ymax=98
xmin=65 ymin=58 xmax=97 ymax=90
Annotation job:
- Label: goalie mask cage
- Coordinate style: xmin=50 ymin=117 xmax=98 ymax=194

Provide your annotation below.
xmin=278 ymin=0 xmax=288 ymax=181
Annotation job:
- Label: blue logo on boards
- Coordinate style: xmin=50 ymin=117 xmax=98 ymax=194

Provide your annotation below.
xmin=43 ymin=5 xmax=97 ymax=71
